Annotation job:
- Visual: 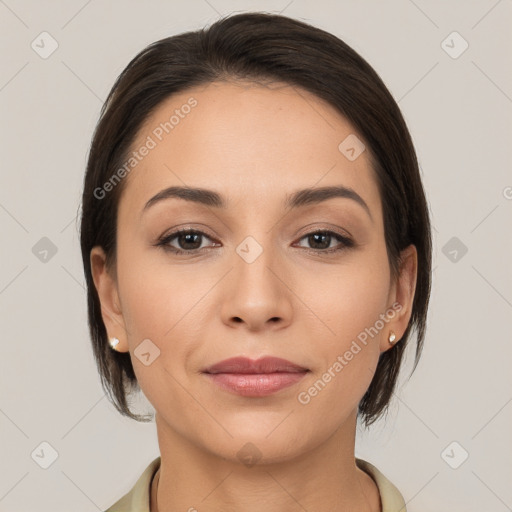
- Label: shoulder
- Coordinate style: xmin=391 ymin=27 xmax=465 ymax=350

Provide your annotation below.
xmin=104 ymin=457 xmax=161 ymax=512
xmin=355 ymin=458 xmax=407 ymax=512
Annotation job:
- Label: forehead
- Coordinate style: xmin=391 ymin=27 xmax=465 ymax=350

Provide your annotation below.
xmin=120 ymin=80 xmax=381 ymax=218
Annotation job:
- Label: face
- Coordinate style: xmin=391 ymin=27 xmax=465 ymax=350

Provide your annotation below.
xmin=91 ymin=80 xmax=416 ymax=464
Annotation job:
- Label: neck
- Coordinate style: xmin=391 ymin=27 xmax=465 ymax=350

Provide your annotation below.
xmin=150 ymin=409 xmax=381 ymax=512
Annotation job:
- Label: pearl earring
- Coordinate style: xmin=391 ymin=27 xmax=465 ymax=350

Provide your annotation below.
xmin=109 ymin=337 xmax=120 ymax=350
xmin=388 ymin=331 xmax=396 ymax=344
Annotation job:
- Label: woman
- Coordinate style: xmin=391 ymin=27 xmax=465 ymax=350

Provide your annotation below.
xmin=80 ymin=12 xmax=431 ymax=512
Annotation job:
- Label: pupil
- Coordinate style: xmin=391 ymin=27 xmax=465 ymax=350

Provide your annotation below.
xmin=181 ymin=233 xmax=200 ymax=249
xmin=310 ymin=233 xmax=329 ymax=249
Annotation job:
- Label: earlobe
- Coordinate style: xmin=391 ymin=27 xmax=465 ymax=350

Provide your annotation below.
xmin=90 ymin=246 xmax=128 ymax=352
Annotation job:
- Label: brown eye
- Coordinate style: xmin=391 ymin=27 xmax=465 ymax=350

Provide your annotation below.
xmin=296 ymin=230 xmax=354 ymax=253
xmin=157 ymin=229 xmax=217 ymax=254
xmin=175 ymin=232 xmax=203 ymax=250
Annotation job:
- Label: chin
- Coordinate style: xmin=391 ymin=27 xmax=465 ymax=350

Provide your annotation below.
xmin=197 ymin=426 xmax=315 ymax=467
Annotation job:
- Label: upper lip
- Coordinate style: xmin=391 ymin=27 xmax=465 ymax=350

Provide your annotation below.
xmin=203 ymin=356 xmax=308 ymax=374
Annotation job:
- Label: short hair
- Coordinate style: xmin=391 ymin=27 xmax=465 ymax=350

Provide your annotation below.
xmin=80 ymin=12 xmax=432 ymax=427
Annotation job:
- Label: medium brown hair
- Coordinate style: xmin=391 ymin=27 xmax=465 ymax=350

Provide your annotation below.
xmin=80 ymin=12 xmax=432 ymax=427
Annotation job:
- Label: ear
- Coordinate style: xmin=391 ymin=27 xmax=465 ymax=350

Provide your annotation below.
xmin=381 ymin=244 xmax=418 ymax=353
xmin=90 ymin=246 xmax=129 ymax=352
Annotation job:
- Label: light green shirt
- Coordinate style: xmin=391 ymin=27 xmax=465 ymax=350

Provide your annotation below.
xmin=105 ymin=457 xmax=407 ymax=511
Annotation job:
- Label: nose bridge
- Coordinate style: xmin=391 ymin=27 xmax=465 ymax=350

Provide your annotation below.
xmin=234 ymin=232 xmax=281 ymax=300
xmin=221 ymin=231 xmax=293 ymax=329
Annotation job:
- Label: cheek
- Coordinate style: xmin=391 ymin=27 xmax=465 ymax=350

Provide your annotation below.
xmin=115 ymin=243 xmax=217 ymax=380
xmin=293 ymin=248 xmax=390 ymax=410
xmin=115 ymin=250 xmax=202 ymax=412
xmin=302 ymin=248 xmax=391 ymax=344
xmin=116 ymin=234 xmax=204 ymax=337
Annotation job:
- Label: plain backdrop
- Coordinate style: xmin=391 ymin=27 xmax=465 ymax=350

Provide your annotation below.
xmin=1 ymin=1 xmax=511 ymax=511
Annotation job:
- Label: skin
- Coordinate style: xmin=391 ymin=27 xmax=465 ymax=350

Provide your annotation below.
xmin=91 ymin=80 xmax=417 ymax=512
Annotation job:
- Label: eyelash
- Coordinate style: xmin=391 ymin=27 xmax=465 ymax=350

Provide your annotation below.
xmin=155 ymin=228 xmax=355 ymax=255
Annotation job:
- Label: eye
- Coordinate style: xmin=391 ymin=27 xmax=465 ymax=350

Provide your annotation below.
xmin=156 ymin=228 xmax=354 ymax=255
xmin=156 ymin=228 xmax=218 ymax=254
xmin=294 ymin=230 xmax=354 ymax=253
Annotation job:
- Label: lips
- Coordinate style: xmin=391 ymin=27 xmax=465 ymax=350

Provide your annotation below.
xmin=203 ymin=356 xmax=308 ymax=375
xmin=202 ymin=357 xmax=309 ymax=397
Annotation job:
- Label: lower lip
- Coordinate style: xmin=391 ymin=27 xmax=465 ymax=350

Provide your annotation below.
xmin=204 ymin=372 xmax=308 ymax=397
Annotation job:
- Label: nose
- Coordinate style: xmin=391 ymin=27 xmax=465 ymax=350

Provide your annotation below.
xmin=220 ymin=239 xmax=293 ymax=332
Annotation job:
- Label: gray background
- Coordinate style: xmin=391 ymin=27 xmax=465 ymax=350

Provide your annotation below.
xmin=1 ymin=0 xmax=511 ymax=510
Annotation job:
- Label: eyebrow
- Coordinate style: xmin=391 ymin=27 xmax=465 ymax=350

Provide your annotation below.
xmin=142 ymin=185 xmax=372 ymax=221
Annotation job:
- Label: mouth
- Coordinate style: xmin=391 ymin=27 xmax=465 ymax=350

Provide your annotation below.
xmin=202 ymin=356 xmax=309 ymax=397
